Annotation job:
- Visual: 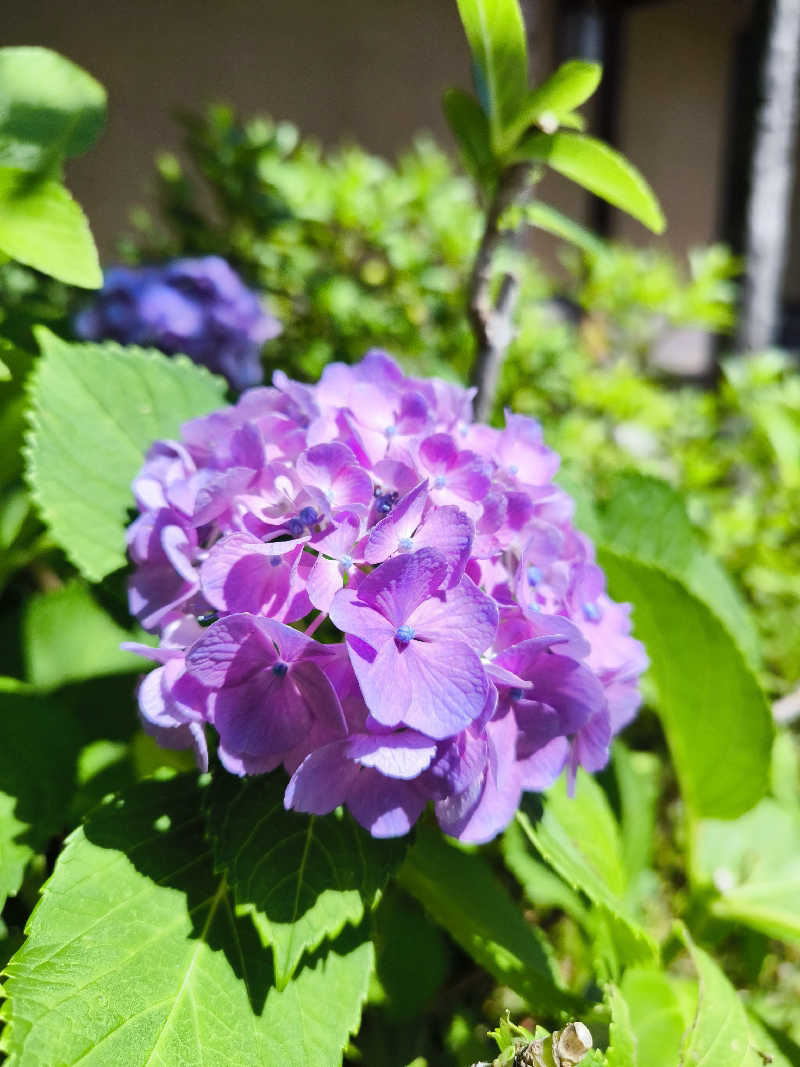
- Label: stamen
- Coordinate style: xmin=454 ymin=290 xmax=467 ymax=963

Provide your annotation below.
xmin=272 ymin=661 xmax=289 ymax=677
xmin=395 ymin=624 xmax=415 ymax=643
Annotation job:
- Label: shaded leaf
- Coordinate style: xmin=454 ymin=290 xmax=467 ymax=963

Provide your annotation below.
xmin=203 ymin=770 xmax=405 ymax=986
xmin=605 ymin=983 xmax=637 ymax=1067
xmin=525 ymin=201 xmax=607 ymax=256
xmin=25 ymin=329 xmax=227 ymax=582
xmin=502 ymin=817 xmax=588 ymax=924
xmin=0 ymin=167 xmax=101 ymax=287
xmin=442 ymin=87 xmax=495 ymax=188
xmin=515 ymin=132 xmax=665 ymax=233
xmin=0 ymin=689 xmax=83 ymax=910
xmin=618 ymin=969 xmax=692 ymax=1067
xmin=0 ymin=776 xmax=373 ymax=1066
xmin=398 ymin=822 xmax=580 ymax=1016
xmin=613 ymin=744 xmax=660 ymax=883
xmin=0 ymin=47 xmax=106 ymax=171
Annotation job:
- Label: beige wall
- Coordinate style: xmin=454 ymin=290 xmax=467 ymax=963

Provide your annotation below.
xmin=1 ymin=0 xmax=754 ymax=271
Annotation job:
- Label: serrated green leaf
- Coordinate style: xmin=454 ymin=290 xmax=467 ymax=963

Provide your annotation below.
xmin=0 ymin=168 xmax=101 ymax=286
xmin=0 ymin=47 xmax=106 ymax=171
xmin=0 ymin=775 xmax=373 ymax=1066
xmin=501 ymin=817 xmax=589 ymax=924
xmin=23 ymin=578 xmax=155 ymax=690
xmin=694 ymin=798 xmax=800 ymax=944
xmin=745 ymin=1010 xmax=800 ymax=1067
xmin=455 ymin=0 xmax=529 ymax=150
xmin=25 ymin=329 xmax=227 ymax=582
xmin=601 ymin=474 xmax=761 ymax=669
xmin=203 ymin=770 xmax=405 ymax=986
xmin=525 ymin=202 xmax=607 ymax=256
xmin=442 ymin=87 xmax=495 ymax=188
xmin=516 ymin=775 xmax=658 ymax=972
xmin=0 ymin=689 xmax=83 ymax=910
xmin=515 ymin=132 xmax=665 ymax=233
xmin=677 ymin=926 xmax=756 ymax=1066
xmin=605 ymin=983 xmax=637 ymax=1067
xmin=504 ymin=60 xmax=601 ymax=148
xmin=618 ymin=969 xmax=692 ymax=1067
xmin=398 ymin=822 xmax=580 ymax=1016
xmin=599 ymin=551 xmax=773 ymax=819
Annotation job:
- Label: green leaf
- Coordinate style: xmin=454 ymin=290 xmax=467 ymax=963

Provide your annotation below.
xmin=442 ymin=87 xmax=495 ymax=188
xmin=0 ymin=689 xmax=83 ymax=910
xmin=23 ymin=578 xmax=155 ymax=690
xmin=0 ymin=167 xmax=101 ymax=287
xmin=677 ymin=926 xmax=757 ymax=1066
xmin=602 ymin=474 xmax=761 ymax=669
xmin=617 ymin=969 xmax=693 ymax=1067
xmin=398 ymin=823 xmax=578 ymax=1016
xmin=516 ymin=775 xmax=658 ymax=971
xmin=745 ymin=1010 xmax=800 ymax=1067
xmin=612 ymin=744 xmax=660 ymax=883
xmin=0 ymin=776 xmax=374 ymax=1066
xmin=455 ymin=0 xmax=529 ymax=150
xmin=373 ymin=888 xmax=450 ymax=1021
xmin=515 ymin=132 xmax=665 ymax=233
xmin=525 ymin=201 xmax=607 ymax=256
xmin=203 ymin=770 xmax=405 ymax=986
xmin=694 ymin=798 xmax=800 ymax=944
xmin=504 ymin=60 xmax=601 ymax=148
xmin=502 ymin=817 xmax=589 ymax=924
xmin=0 ymin=47 xmax=106 ymax=171
xmin=599 ymin=551 xmax=773 ymax=819
xmin=605 ymin=983 xmax=637 ymax=1067
xmin=25 ymin=329 xmax=227 ymax=582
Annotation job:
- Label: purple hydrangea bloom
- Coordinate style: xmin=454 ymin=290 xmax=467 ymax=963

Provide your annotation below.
xmin=75 ymin=257 xmax=281 ymax=391
xmin=126 ymin=350 xmax=648 ymax=843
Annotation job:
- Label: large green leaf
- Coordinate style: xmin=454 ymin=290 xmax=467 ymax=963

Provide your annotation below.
xmin=617 ymin=969 xmax=693 ymax=1067
xmin=0 ymin=167 xmax=101 ymax=287
xmin=398 ymin=823 xmax=578 ymax=1016
xmin=23 ymin=578 xmax=154 ymax=690
xmin=0 ymin=776 xmax=373 ymax=1066
xmin=0 ymin=689 xmax=83 ymax=910
xmin=525 ymin=201 xmax=607 ymax=256
xmin=203 ymin=770 xmax=404 ymax=986
xmin=516 ymin=776 xmax=657 ymax=972
xmin=455 ymin=0 xmax=529 ymax=150
xmin=0 ymin=47 xmax=106 ymax=171
xmin=694 ymin=798 xmax=800 ymax=944
xmin=501 ymin=817 xmax=588 ymax=924
xmin=599 ymin=551 xmax=773 ymax=819
xmin=678 ymin=928 xmax=758 ymax=1066
xmin=504 ymin=60 xmax=601 ymax=147
xmin=602 ymin=473 xmax=760 ymax=668
xmin=515 ymin=132 xmax=665 ymax=233
xmin=25 ymin=329 xmax=227 ymax=582
xmin=612 ymin=745 xmax=659 ymax=884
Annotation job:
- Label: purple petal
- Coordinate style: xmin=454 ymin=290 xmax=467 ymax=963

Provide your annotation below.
xmin=364 ymin=480 xmax=428 ymax=564
xmin=408 ymin=574 xmax=498 ymax=654
xmin=345 ymin=731 xmax=437 ymax=779
xmin=186 ymin=613 xmax=276 ymax=687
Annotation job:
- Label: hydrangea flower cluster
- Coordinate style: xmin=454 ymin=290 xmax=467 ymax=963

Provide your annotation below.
xmin=75 ymin=256 xmax=280 ymax=391
xmin=125 ymin=351 xmax=647 ymax=842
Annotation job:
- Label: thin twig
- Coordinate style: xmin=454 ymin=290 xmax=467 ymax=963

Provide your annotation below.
xmin=469 ymin=163 xmax=532 ymax=422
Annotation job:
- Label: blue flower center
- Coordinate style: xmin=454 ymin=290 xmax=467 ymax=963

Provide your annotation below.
xmin=508 ymin=463 xmax=519 ymax=475
xmin=398 ymin=537 xmax=414 ymax=551
xmin=269 ymin=555 xmax=283 ymax=568
xmin=526 ymin=565 xmax=542 ymax=586
xmin=395 ymin=624 xmax=415 ymax=644
xmin=298 ymin=506 xmax=319 ymax=526
xmin=582 ymin=601 xmax=601 ymax=622
xmin=384 ymin=425 xmax=398 ymax=438
xmin=287 ymin=517 xmax=305 ymax=537
xmin=434 ymin=474 xmax=447 ymax=489
xmin=272 ymin=661 xmax=289 ymax=677
xmin=196 ymin=610 xmax=218 ymax=627
xmin=509 ymin=687 xmax=525 ymax=702
xmin=340 ymin=554 xmax=353 ymax=569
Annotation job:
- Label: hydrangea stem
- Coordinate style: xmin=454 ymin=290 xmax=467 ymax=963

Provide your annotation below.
xmin=469 ymin=163 xmax=532 ymax=423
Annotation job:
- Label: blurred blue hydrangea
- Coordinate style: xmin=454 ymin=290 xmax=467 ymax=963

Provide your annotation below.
xmin=75 ymin=256 xmax=281 ymax=390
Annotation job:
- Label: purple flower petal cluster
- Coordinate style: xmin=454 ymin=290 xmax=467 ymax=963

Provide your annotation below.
xmin=125 ymin=350 xmax=648 ymax=842
xmin=75 ymin=256 xmax=281 ymax=391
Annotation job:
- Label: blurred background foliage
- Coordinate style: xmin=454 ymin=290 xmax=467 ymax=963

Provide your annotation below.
xmin=2 ymin=104 xmax=796 ymax=699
